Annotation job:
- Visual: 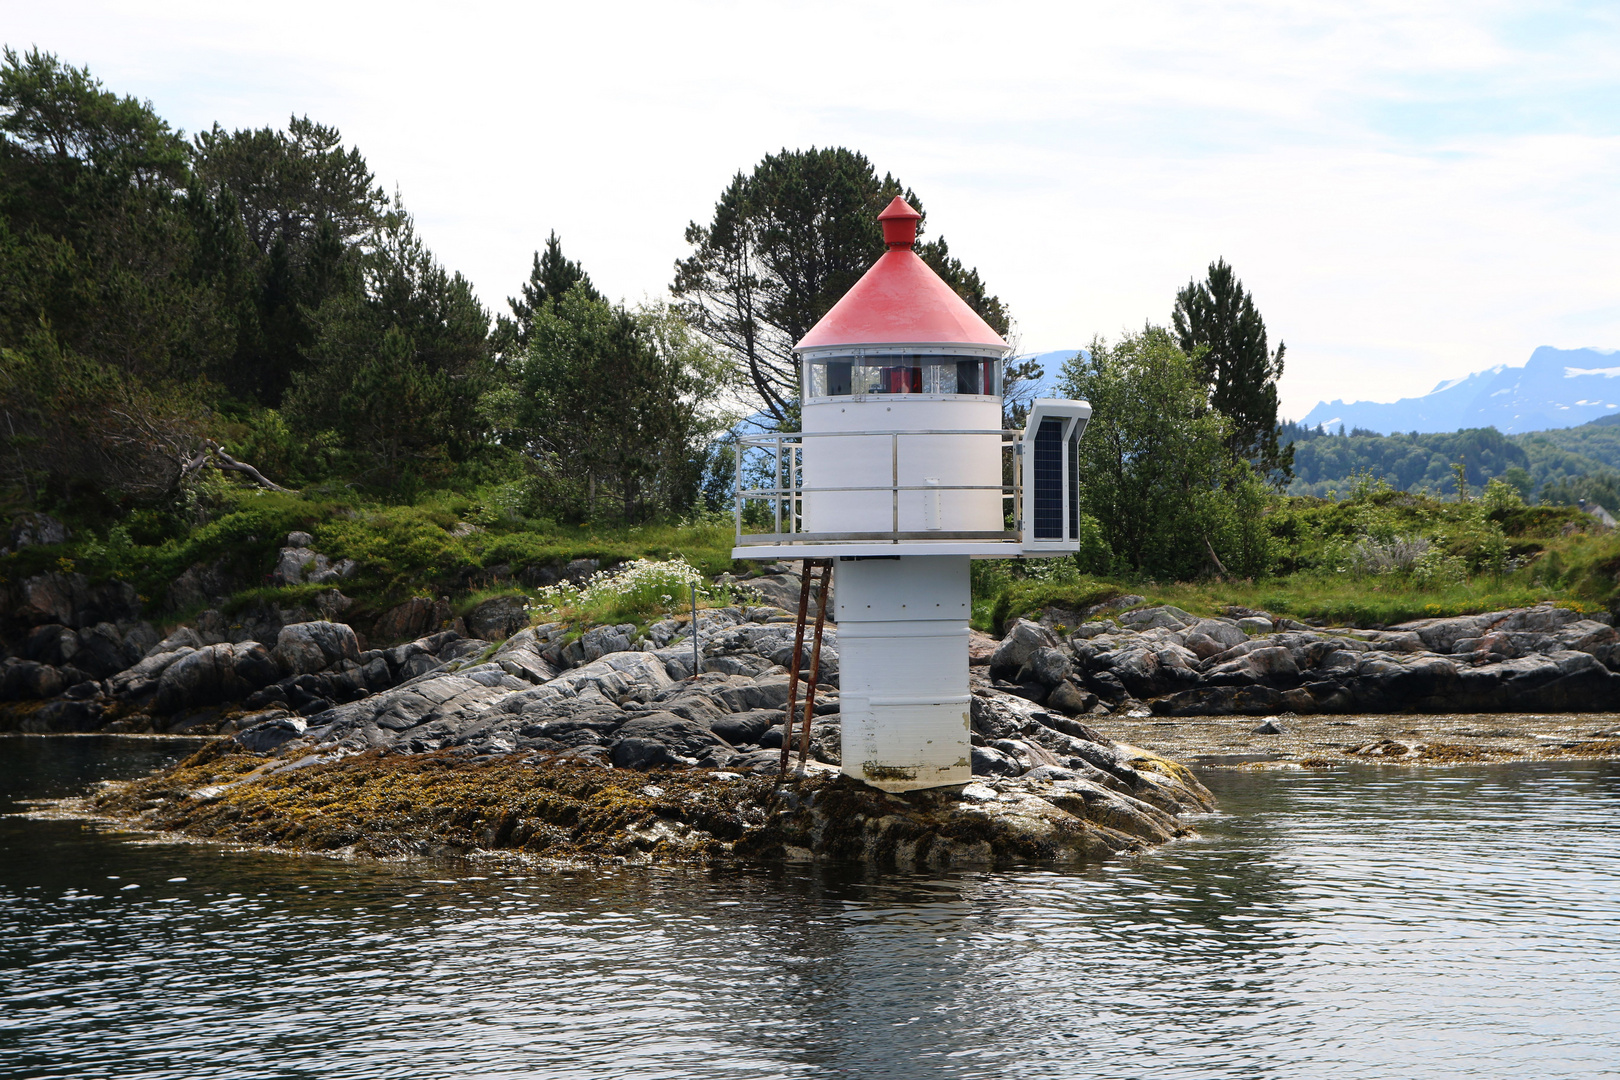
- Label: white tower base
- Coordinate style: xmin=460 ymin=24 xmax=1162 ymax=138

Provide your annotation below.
xmin=834 ymin=555 xmax=972 ymax=791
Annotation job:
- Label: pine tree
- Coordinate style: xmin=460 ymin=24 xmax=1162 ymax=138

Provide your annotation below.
xmin=502 ymin=231 xmax=600 ymax=351
xmin=1172 ymin=258 xmax=1293 ymax=483
xmin=673 ymin=148 xmax=1009 ymax=424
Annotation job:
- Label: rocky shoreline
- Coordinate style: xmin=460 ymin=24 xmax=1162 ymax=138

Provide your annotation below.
xmin=989 ymin=595 xmax=1620 ymax=718
xmin=6 ymin=530 xmax=1619 ymax=868
xmin=70 ymin=738 xmax=1214 ymax=870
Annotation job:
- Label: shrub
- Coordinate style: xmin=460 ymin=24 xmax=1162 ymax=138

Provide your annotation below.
xmin=532 ymin=557 xmax=760 ymax=628
xmin=1348 ymin=535 xmax=1430 ymax=575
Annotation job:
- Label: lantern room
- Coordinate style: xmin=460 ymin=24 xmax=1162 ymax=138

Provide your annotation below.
xmin=734 ymin=196 xmax=1092 ymax=557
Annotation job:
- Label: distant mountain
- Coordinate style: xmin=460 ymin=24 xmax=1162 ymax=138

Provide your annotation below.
xmin=1301 ymin=347 xmax=1620 ymax=435
xmin=1019 ymin=349 xmax=1084 ymax=398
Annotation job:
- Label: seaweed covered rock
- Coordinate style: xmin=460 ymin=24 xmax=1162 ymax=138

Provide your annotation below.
xmin=86 ymin=736 xmax=1213 ymax=871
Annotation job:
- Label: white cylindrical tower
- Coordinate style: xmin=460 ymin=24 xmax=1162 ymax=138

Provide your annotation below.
xmin=733 ymin=196 xmax=1091 ymax=792
xmin=799 ymin=198 xmax=1009 ymax=790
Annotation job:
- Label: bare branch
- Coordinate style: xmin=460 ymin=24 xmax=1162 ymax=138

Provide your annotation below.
xmin=206 ymin=441 xmax=294 ymax=492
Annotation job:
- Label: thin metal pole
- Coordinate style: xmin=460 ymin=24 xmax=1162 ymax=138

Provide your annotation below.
xmin=690 ymin=583 xmax=701 ymax=678
xmin=778 ymin=567 xmax=814 ymax=780
xmin=891 ymin=432 xmax=899 ymax=540
xmin=797 ymin=560 xmax=832 ymax=766
xmin=1014 ymin=441 xmax=1024 ymax=539
xmin=773 ymin=437 xmax=783 ymax=536
xmin=733 ymin=439 xmax=743 ymax=546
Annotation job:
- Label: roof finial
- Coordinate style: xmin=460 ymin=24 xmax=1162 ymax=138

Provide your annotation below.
xmin=877 ymin=196 xmax=921 ymax=249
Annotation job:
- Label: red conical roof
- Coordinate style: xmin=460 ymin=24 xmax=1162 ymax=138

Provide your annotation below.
xmin=796 ymin=198 xmax=1008 ymax=352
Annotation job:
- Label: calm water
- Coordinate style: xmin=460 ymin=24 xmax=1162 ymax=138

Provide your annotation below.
xmin=1 ymin=737 xmax=1617 ymax=1079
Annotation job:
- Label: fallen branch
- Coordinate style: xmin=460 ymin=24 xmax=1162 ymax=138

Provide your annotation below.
xmin=206 ymin=442 xmax=295 ymax=493
xmin=1203 ymin=535 xmax=1229 ymax=581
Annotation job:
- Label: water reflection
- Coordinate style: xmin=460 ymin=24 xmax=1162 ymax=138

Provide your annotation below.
xmin=1 ymin=738 xmax=1617 ymax=1079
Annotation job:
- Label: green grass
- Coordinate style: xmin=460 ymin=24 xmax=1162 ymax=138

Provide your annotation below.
xmin=1 ymin=485 xmax=744 ymax=622
xmin=9 ymin=476 xmax=1617 ymax=637
xmin=978 ymin=573 xmax=1603 ymax=632
xmin=1139 ymin=577 xmax=1593 ymax=627
xmin=984 ymin=580 xmax=1124 ymax=634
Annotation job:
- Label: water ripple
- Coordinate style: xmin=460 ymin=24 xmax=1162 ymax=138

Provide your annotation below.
xmin=1 ymin=740 xmax=1617 ymax=1078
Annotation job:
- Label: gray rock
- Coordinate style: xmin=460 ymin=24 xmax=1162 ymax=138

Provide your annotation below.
xmin=1151 ymin=684 xmax=1285 ymax=716
xmin=1189 ymin=618 xmax=1246 ymax=648
xmin=72 ymin=623 xmax=131 ymax=679
xmin=1025 ymin=646 xmax=1073 ymax=687
xmin=711 ymin=708 xmax=781 ymax=746
xmin=235 ymin=714 xmax=308 ymax=752
xmin=1023 ymin=764 xmax=1082 ymax=783
xmin=562 ymin=558 xmax=599 ymax=583
xmin=1180 ymin=631 xmax=1225 ymax=660
xmin=610 ymin=738 xmax=679 ymax=769
xmin=714 ymin=673 xmax=794 ymax=713
xmin=374 ymin=598 xmax=454 ymax=643
xmin=489 ymin=629 xmax=557 ymax=684
xmin=166 ymin=558 xmax=236 ymax=613
xmin=273 ymin=622 xmax=362 ymax=675
xmin=1205 ymin=646 xmax=1301 ymax=687
xmin=10 ymin=512 xmax=69 ymax=548
xmin=22 ymin=697 xmax=104 ymax=732
xmin=286 ymin=531 xmax=314 ymax=547
xmin=741 ymin=571 xmax=833 ymax=618
xmin=1253 ymin=719 xmax=1286 ymax=734
xmin=107 ymin=647 xmax=193 ymax=700
xmin=613 ymin=712 xmax=730 ymax=762
xmin=23 ymin=624 xmax=77 ymax=666
xmin=466 ymin=595 xmax=528 ymax=641
xmin=1107 ymin=644 xmax=1201 ymax=698
xmin=1119 ymin=605 xmax=1196 ymax=631
xmin=1085 ymin=669 xmax=1128 ymax=703
xmin=1044 ymin=680 xmax=1097 ymax=716
xmin=971 ymin=744 xmax=1021 ymax=777
xmin=580 ymin=623 xmax=635 ymax=663
xmin=272 ymin=547 xmax=331 ymax=586
xmin=16 ymin=572 xmax=139 ymax=629
xmin=989 ymin=619 xmax=1057 ymax=679
xmin=1 ymin=658 xmax=65 ymax=700
xmin=1236 ymin=616 xmax=1274 ymax=635
xmin=148 ymin=626 xmax=202 ymax=656
xmin=808 ymin=719 xmax=841 ymax=765
xmin=153 ymin=642 xmax=279 ymax=713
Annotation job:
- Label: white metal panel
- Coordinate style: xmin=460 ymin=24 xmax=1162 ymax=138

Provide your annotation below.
xmin=834 ymin=556 xmax=971 ymax=791
xmin=801 ymin=398 xmax=1004 ymax=535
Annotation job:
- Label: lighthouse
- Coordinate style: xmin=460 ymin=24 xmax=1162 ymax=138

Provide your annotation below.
xmin=733 ymin=197 xmax=1092 ymax=791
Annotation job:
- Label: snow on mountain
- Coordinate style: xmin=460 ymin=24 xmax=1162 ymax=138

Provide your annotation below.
xmin=1300 ymin=347 xmax=1620 ymax=435
xmin=1018 ymin=349 xmax=1085 ymax=397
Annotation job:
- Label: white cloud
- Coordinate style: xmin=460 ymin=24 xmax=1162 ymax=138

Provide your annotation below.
xmin=5 ymin=0 xmax=1618 ymax=417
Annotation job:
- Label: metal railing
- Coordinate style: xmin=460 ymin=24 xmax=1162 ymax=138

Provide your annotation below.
xmin=733 ymin=428 xmax=1025 ymax=547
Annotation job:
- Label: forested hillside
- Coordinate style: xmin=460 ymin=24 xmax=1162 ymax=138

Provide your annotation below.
xmin=3 ymin=47 xmax=1618 ymax=640
xmin=0 ymin=50 xmax=1010 ymax=533
xmin=1284 ymin=416 xmax=1620 ymax=509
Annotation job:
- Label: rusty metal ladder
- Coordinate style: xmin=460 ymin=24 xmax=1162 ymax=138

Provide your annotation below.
xmin=778 ymin=558 xmax=833 ymax=779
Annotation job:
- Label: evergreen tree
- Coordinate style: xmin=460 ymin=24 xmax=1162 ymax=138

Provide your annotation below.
xmin=191 ymin=115 xmax=385 ymax=405
xmin=284 ymin=199 xmax=492 ymax=487
xmin=1172 ymin=258 xmax=1292 ymax=483
xmin=514 ymin=293 xmax=733 ymax=522
xmin=500 ymin=231 xmax=600 ymax=352
xmin=673 ymin=147 xmax=1009 ymax=423
xmin=0 ymin=46 xmax=224 ymax=384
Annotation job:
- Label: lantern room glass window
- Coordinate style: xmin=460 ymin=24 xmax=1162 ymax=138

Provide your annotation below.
xmin=805 ymin=355 xmax=1001 ymax=399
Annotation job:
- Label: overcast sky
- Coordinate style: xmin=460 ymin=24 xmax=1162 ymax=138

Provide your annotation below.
xmin=7 ymin=1 xmax=1617 ymax=417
